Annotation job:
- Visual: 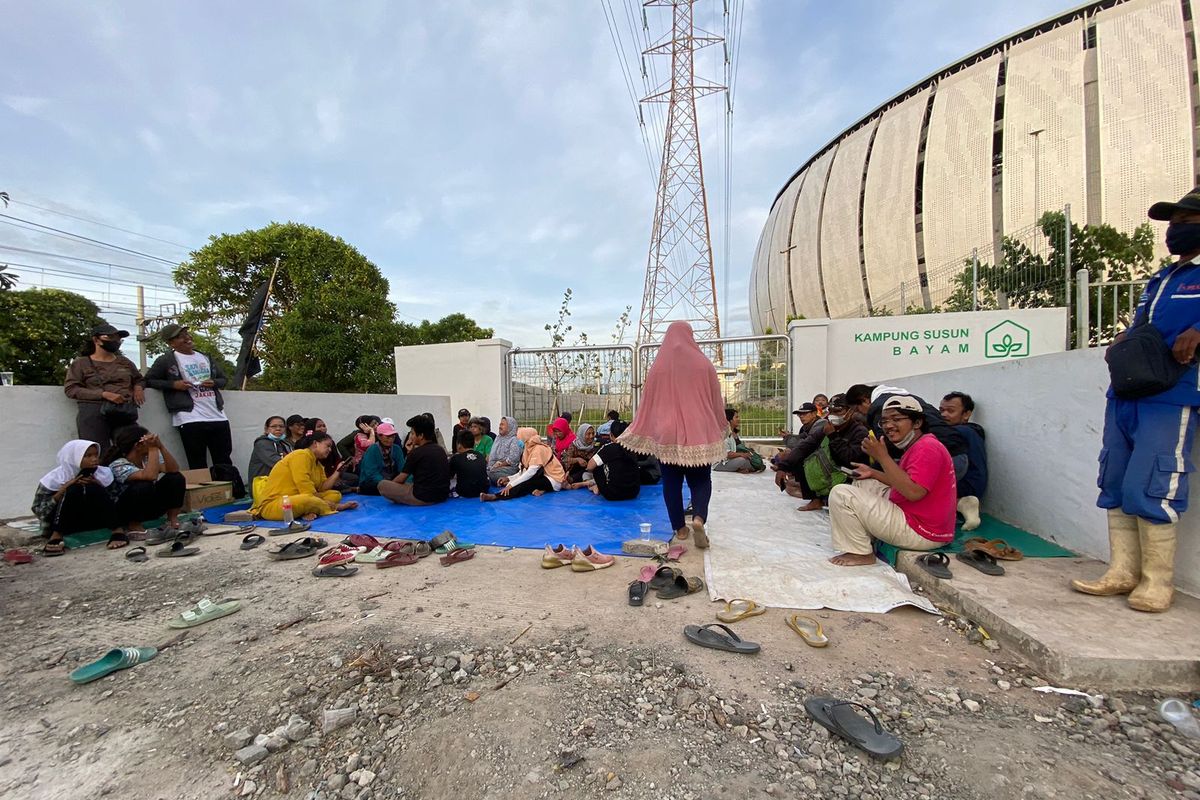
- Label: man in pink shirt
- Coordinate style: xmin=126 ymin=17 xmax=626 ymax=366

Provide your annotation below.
xmin=827 ymin=395 xmax=957 ymax=566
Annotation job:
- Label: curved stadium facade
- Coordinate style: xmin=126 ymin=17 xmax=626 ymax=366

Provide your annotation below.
xmin=749 ymin=0 xmax=1200 ymax=332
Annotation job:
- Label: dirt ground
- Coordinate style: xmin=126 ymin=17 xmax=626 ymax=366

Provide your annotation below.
xmin=0 ymin=528 xmax=1196 ymax=800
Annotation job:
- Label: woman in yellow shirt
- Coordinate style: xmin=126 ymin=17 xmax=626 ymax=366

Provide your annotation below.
xmin=253 ymin=432 xmax=358 ymax=521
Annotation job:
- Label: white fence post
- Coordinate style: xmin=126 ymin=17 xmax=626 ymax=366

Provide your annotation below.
xmin=1074 ymin=268 xmax=1090 ymax=348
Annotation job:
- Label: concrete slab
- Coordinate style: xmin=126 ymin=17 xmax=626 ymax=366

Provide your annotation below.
xmin=897 ymin=552 xmax=1200 ymax=691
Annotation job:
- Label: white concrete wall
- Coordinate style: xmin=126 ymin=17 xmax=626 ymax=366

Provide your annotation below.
xmin=892 ymin=349 xmax=1200 ymax=598
xmin=0 ymin=386 xmax=450 ymax=520
xmin=394 ymin=338 xmax=511 ymax=422
xmin=788 ymin=307 xmax=1068 ymax=414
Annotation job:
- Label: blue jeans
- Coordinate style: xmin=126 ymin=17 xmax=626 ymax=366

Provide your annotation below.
xmin=1098 ymin=397 xmax=1198 ymax=524
xmin=660 ymin=463 xmax=712 ymax=531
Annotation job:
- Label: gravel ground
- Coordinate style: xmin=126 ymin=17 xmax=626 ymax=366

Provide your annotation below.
xmin=0 ymin=527 xmax=1197 ymax=800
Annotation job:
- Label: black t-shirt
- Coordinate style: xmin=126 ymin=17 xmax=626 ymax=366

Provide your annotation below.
xmin=449 ymin=450 xmax=489 ymax=498
xmin=404 ymin=442 xmax=451 ymax=503
xmin=592 ymin=442 xmax=641 ymax=500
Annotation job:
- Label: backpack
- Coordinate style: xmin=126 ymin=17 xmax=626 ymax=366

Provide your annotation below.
xmin=735 ymin=442 xmax=766 ymax=472
xmin=802 ymin=437 xmax=848 ymax=498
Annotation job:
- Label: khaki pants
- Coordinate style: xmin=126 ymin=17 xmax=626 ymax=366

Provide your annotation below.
xmin=828 ymin=479 xmax=942 ymax=555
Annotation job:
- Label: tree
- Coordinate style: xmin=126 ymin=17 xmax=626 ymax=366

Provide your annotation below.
xmin=175 ymin=223 xmax=403 ymax=393
xmin=396 ymin=313 xmax=493 ymax=346
xmin=0 ymin=288 xmax=105 ymax=384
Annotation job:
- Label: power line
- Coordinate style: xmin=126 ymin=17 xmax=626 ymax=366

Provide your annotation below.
xmin=0 ymin=213 xmax=179 ymax=266
xmin=0 ymin=243 xmax=180 ymax=278
xmin=8 ymin=198 xmax=191 ymax=252
xmin=2 ymin=261 xmax=186 ymax=295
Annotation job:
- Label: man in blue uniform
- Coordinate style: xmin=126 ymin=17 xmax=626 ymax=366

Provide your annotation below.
xmin=1071 ymin=187 xmax=1200 ymax=613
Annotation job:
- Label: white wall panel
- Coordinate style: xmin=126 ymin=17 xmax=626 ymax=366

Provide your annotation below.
xmin=1096 ymin=0 xmax=1192 ymax=248
xmin=765 ymin=176 xmax=804 ymax=332
xmin=819 ymin=120 xmax=877 ymax=317
xmin=748 ymin=222 xmax=767 ymax=334
xmin=862 ymin=90 xmax=928 ymax=308
xmin=1003 ymin=21 xmax=1087 ymax=233
xmin=788 ymin=148 xmax=838 ymax=319
xmin=922 ymin=56 xmax=1001 ymax=278
xmin=750 ymin=199 xmax=782 ymax=334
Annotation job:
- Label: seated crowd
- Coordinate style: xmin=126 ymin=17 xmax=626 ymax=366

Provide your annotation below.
xmin=769 ymin=384 xmax=988 ymax=567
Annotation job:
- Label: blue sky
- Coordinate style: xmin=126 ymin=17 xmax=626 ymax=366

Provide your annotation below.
xmin=1 ymin=0 xmax=1071 ymax=346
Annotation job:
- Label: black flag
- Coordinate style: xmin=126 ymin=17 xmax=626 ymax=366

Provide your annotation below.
xmin=233 ymin=280 xmax=271 ymax=387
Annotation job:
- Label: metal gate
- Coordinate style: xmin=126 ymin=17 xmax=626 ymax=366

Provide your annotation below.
xmin=636 ymin=335 xmax=791 ymax=439
xmin=504 ymin=335 xmax=791 ymax=440
xmin=503 ymin=345 xmax=636 ymax=434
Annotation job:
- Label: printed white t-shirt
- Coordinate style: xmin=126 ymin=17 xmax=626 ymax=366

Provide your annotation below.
xmin=172 ymin=351 xmax=227 ymax=426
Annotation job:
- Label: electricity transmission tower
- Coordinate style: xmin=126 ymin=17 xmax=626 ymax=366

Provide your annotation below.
xmin=637 ymin=0 xmax=725 ymax=343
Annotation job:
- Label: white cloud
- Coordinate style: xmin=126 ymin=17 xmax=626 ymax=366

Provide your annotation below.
xmin=382 ymin=204 xmax=423 ymax=238
xmin=2 ymin=95 xmax=51 ymax=116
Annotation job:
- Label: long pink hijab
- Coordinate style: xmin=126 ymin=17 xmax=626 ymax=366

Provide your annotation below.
xmin=618 ymin=321 xmax=727 ymax=466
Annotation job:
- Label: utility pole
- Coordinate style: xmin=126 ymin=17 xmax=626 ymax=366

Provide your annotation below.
xmin=637 ymin=0 xmax=725 ymax=344
xmin=136 ymin=285 xmax=147 ymax=370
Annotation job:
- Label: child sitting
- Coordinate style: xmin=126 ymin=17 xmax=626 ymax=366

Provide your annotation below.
xmin=449 ymin=430 xmax=489 ymax=499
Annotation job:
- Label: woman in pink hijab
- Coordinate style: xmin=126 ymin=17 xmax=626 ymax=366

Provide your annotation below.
xmin=618 ymin=321 xmax=727 ymax=548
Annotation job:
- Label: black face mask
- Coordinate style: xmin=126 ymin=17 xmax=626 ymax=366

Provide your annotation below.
xmin=78 ymin=466 xmax=97 ymax=477
xmin=99 ymin=340 xmax=122 ymax=353
xmin=1166 ymin=221 xmax=1200 ymax=256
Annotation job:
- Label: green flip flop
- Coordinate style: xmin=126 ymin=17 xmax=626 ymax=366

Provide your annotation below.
xmin=354 ymin=546 xmax=387 ymax=563
xmin=435 ymin=541 xmax=476 ymax=555
xmin=69 ymin=646 xmax=158 ymax=684
xmin=167 ymin=597 xmax=242 ymax=629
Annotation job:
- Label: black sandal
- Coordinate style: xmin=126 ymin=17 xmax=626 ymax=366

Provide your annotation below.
xmin=125 ymin=546 xmax=149 ymax=563
xmin=628 ymin=580 xmax=647 ymax=607
xmin=916 ymin=552 xmax=952 ymax=579
xmin=42 ymin=535 xmax=66 ymax=557
xmin=955 ymin=549 xmax=1005 ymax=576
xmin=107 ymin=531 xmax=130 ymax=550
xmin=804 ymin=697 xmax=903 ymax=760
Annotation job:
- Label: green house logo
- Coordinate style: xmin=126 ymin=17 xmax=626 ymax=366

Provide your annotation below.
xmin=984 ymin=320 xmax=1031 ymax=359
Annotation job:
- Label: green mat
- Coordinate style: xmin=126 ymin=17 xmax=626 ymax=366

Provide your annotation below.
xmin=60 ymin=512 xmax=202 ymax=549
xmin=875 ymin=514 xmax=1076 ymax=566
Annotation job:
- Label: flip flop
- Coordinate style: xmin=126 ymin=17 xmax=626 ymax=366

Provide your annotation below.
xmin=345 ymin=534 xmax=381 ymax=550
xmin=157 ymin=540 xmax=199 ymax=558
xmin=266 ymin=537 xmax=327 ymax=560
xmin=41 ymin=537 xmax=66 ymax=557
xmin=167 ymin=598 xmax=241 ymax=629
xmin=647 ymin=566 xmax=679 ymax=591
xmin=628 ymin=580 xmax=647 ymax=607
xmin=639 ymin=564 xmax=658 ymax=583
xmin=200 ymin=524 xmax=256 ymax=537
xmin=312 ymin=563 xmax=358 ymax=578
xmin=240 ymin=533 xmax=266 ymax=550
xmin=4 ymin=548 xmax=33 ymax=565
xmin=270 ymin=521 xmax=312 ymax=536
xmin=435 ymin=541 xmax=476 ymax=555
xmin=428 ymin=530 xmax=456 ymax=549
xmin=916 ymin=552 xmax=953 ymax=579
xmin=786 ymin=614 xmax=829 ymax=647
xmin=683 ymin=623 xmax=760 ymax=654
xmin=317 ymin=545 xmax=360 ymax=566
xmin=656 ymin=574 xmax=704 ymax=600
xmin=377 ymin=551 xmax=418 ymax=568
xmin=354 ymin=546 xmax=387 ymax=563
xmin=69 ymin=646 xmax=158 ymax=685
xmin=804 ymin=697 xmax=903 ymax=760
xmin=956 ymin=549 xmax=1005 ymax=576
xmin=144 ymin=527 xmax=177 ymax=545
xmin=124 ymin=546 xmax=148 ymax=563
xmin=439 ymin=548 xmax=475 ymax=566
xmin=716 ymin=599 xmax=766 ymax=623
xmin=965 ymin=538 xmax=1024 ymax=561
xmin=391 ymin=540 xmax=433 ymax=559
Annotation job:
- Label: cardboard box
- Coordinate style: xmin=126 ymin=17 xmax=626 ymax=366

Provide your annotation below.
xmin=181 ymin=468 xmax=234 ymax=512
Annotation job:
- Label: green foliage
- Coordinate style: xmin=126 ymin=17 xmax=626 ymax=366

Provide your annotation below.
xmin=0 ymin=288 xmax=105 ymax=384
xmin=396 ymin=313 xmax=493 ymax=346
xmin=175 ymin=222 xmax=399 ymax=393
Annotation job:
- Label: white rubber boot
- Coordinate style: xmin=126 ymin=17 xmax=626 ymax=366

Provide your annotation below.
xmin=957 ymin=496 xmax=981 ymax=531
xmin=1070 ymin=509 xmax=1140 ymax=596
xmin=1127 ymin=519 xmax=1177 ymax=613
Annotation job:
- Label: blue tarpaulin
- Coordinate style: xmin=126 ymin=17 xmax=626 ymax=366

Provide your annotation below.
xmin=202 ymin=485 xmax=677 ymax=554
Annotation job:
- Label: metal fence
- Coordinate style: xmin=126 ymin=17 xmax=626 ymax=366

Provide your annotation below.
xmin=637 ymin=334 xmax=791 ymax=439
xmin=1073 ymin=270 xmax=1148 ymax=347
xmin=503 ymin=345 xmax=635 ymax=435
xmin=844 ymin=207 xmax=1073 ymax=318
xmin=504 ymin=335 xmax=792 ymax=440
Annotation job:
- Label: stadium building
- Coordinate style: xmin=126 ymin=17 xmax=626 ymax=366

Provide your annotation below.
xmin=748 ymin=0 xmax=1200 ymax=333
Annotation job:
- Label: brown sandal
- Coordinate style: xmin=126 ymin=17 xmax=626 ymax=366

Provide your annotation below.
xmin=964 ymin=538 xmax=1023 ymax=561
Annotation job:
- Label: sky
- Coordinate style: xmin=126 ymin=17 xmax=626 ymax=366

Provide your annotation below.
xmin=1 ymin=0 xmax=1073 ymax=348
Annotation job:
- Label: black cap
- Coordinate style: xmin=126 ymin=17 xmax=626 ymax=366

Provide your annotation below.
xmin=91 ymin=323 xmax=130 ymax=338
xmin=793 ymin=403 xmax=818 ymax=415
xmin=159 ymin=323 xmax=188 ymax=342
xmin=827 ymin=393 xmax=849 ymax=410
xmin=1148 ymin=186 xmax=1200 ymax=221
xmin=457 ymin=408 xmax=471 ymax=418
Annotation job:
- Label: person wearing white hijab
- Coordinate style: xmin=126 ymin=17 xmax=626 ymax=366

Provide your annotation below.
xmin=31 ymin=440 xmax=121 ymax=555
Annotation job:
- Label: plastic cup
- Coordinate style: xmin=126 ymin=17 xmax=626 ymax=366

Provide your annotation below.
xmin=639 ymin=523 xmax=652 ymax=535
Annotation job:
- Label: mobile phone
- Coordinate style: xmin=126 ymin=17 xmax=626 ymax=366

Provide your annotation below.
xmin=838 ymin=466 xmax=856 ymax=476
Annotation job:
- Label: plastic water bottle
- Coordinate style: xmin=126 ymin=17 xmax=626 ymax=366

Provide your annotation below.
xmin=1158 ymin=698 xmax=1200 ymax=739
xmin=281 ymin=495 xmax=293 ymax=526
